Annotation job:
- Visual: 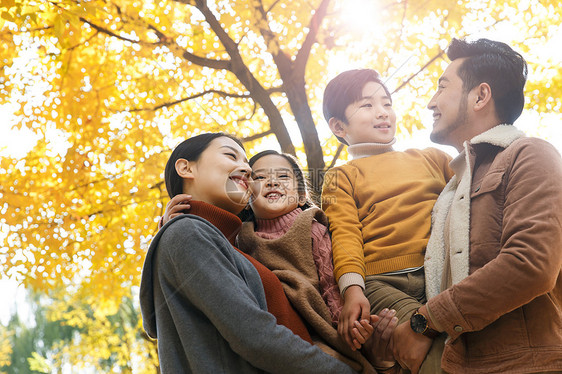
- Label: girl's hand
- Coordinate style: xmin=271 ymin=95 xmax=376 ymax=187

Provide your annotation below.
xmin=159 ymin=194 xmax=192 ymax=229
xmin=350 ymin=318 xmax=374 ymax=347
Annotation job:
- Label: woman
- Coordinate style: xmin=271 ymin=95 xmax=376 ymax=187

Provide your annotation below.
xmin=139 ymin=133 xmax=356 ymax=373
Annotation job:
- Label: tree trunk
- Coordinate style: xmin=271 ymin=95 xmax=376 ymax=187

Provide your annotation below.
xmin=284 ymin=77 xmax=326 ymax=197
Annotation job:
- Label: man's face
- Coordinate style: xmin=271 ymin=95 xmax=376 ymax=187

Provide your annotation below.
xmin=427 ymin=58 xmax=470 ymax=150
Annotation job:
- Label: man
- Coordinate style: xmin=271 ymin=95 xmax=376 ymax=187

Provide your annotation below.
xmin=391 ymin=38 xmax=562 ymax=373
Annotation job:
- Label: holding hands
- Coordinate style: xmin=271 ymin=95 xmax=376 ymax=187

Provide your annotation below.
xmin=338 ymin=285 xmax=373 ymax=351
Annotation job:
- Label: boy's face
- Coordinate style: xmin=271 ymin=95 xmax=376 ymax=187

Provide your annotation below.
xmin=335 ymin=81 xmax=396 ymax=145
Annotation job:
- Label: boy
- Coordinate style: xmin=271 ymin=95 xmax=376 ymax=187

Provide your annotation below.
xmin=321 ymin=69 xmax=454 ymax=373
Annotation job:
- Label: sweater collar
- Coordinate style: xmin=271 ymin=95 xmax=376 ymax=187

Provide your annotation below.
xmin=188 ymin=200 xmax=242 ymax=246
xmin=348 ymin=138 xmax=396 ymax=159
xmin=255 ymin=207 xmax=302 ymax=234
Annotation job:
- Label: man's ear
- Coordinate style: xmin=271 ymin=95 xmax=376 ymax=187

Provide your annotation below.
xmin=473 ymin=83 xmax=492 ymax=111
xmin=175 ymin=158 xmax=195 ymax=179
xmin=328 ymin=117 xmax=347 ymax=138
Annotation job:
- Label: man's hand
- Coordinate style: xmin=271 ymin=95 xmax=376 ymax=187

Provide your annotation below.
xmin=392 ymin=321 xmax=433 ymax=374
xmin=159 ymin=194 xmax=192 ymax=229
xmin=338 ymin=285 xmax=371 ymax=351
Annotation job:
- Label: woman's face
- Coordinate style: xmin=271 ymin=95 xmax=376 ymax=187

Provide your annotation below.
xmin=182 ymin=137 xmax=251 ymax=214
xmin=250 ymin=154 xmax=302 ymax=220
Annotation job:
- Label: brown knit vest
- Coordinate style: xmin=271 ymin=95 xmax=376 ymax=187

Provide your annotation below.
xmin=239 ymin=208 xmax=328 ymax=293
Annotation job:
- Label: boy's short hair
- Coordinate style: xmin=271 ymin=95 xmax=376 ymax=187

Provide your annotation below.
xmin=323 ymin=69 xmax=391 ymax=145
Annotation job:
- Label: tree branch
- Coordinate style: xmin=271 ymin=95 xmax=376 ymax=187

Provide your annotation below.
xmin=129 ymin=89 xmax=252 ymax=112
xmin=236 ymin=101 xmax=257 ymax=122
xmin=241 ymin=129 xmax=274 ymax=143
xmin=80 ymin=15 xmax=231 ymax=70
xmin=386 ymin=0 xmax=408 ymax=72
xmin=294 ymin=0 xmax=331 ymax=78
xmin=79 ymin=16 xmax=137 ymax=43
xmin=327 ymin=143 xmax=344 ymax=170
xmin=254 ymin=0 xmax=292 ymax=71
xmin=192 ymin=0 xmax=241 ymax=57
xmin=392 ymin=48 xmax=445 ymax=94
xmin=184 ymin=0 xmax=295 ymax=155
xmin=266 ymin=86 xmax=285 ymax=94
xmin=266 ymin=0 xmax=282 ymax=13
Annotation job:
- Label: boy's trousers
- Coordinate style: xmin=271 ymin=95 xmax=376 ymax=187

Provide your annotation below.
xmin=364 ymin=268 xmax=445 ymax=374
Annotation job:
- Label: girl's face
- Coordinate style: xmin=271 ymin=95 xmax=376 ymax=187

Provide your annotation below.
xmin=181 ymin=137 xmax=251 ymax=214
xmin=250 ymin=154 xmax=303 ymax=220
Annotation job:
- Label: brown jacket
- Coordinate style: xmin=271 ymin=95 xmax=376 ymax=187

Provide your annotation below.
xmin=425 ymin=125 xmax=562 ymax=373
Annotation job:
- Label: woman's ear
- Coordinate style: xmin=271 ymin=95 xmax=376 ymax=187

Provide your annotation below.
xmin=175 ymin=158 xmax=195 ymax=179
xmin=328 ymin=117 xmax=347 ymax=138
xmin=298 ymin=194 xmax=308 ymax=207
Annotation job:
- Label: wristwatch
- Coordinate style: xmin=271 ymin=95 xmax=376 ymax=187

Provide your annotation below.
xmin=410 ymin=308 xmax=440 ymax=338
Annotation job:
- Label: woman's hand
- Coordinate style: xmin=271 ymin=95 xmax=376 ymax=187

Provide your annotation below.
xmin=159 ymin=194 xmax=192 ymax=229
xmin=365 ymin=308 xmax=398 ymax=362
xmin=338 ymin=285 xmax=371 ymax=351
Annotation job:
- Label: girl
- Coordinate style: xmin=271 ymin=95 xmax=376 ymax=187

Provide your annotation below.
xmin=238 ymin=150 xmax=378 ymax=371
xmin=139 ymin=133 xmax=357 ymax=373
xmin=240 ymin=150 xmax=343 ymax=324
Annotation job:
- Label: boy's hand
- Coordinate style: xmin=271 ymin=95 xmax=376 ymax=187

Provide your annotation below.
xmin=159 ymin=194 xmax=192 ymax=229
xmin=338 ymin=285 xmax=371 ymax=350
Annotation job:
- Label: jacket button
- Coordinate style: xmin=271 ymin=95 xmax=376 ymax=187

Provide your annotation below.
xmin=454 ymin=325 xmax=463 ymax=332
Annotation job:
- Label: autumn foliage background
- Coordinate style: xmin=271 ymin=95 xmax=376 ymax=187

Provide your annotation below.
xmin=1 ymin=0 xmax=561 ymax=372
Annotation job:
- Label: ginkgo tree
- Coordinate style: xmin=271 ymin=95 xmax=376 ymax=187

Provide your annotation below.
xmin=1 ymin=0 xmax=561 ymax=371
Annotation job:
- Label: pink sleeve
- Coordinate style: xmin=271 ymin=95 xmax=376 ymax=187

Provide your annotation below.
xmin=310 ymin=221 xmax=343 ymax=325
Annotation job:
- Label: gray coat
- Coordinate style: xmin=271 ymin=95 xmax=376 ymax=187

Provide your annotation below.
xmin=140 ymin=213 xmax=356 ymax=374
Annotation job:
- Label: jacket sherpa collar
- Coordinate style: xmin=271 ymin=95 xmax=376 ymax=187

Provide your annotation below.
xmin=424 ymin=124 xmax=525 ymax=299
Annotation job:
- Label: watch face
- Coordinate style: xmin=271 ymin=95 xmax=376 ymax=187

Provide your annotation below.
xmin=410 ymin=313 xmax=427 ymax=334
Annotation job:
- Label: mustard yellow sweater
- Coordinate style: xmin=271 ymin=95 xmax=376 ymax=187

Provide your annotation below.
xmin=322 ymin=147 xmax=453 ymax=282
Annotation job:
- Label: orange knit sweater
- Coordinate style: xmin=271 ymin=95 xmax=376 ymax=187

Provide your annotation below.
xmin=322 ymin=148 xmax=453 ymax=280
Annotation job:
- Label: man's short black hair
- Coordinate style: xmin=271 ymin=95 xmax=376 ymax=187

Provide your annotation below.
xmin=447 ymin=38 xmax=528 ymax=124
